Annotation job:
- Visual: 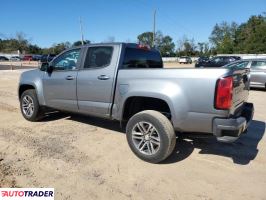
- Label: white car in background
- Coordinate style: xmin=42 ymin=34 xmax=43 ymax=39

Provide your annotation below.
xmin=10 ymin=56 xmax=21 ymax=61
xmin=179 ymin=56 xmax=192 ymax=64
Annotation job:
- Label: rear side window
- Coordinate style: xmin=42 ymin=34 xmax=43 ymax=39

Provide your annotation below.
xmin=122 ymin=48 xmax=163 ymax=69
xmin=84 ymin=46 xmax=113 ymax=68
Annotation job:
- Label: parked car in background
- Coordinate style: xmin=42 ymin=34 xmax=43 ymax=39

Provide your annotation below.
xmin=40 ymin=54 xmax=56 ymax=63
xmin=10 ymin=56 xmax=21 ymax=61
xmin=179 ymin=56 xmax=192 ymax=64
xmin=23 ymin=55 xmax=33 ymax=61
xmin=0 ymin=56 xmax=9 ymax=61
xmin=195 ymin=56 xmax=241 ymax=68
xmin=224 ymin=59 xmax=266 ymax=89
xmin=32 ymin=55 xmax=42 ymax=61
xmin=197 ymin=56 xmax=209 ymax=63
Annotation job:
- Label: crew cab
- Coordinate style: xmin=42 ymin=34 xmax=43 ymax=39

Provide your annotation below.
xmin=18 ymin=43 xmax=254 ymax=163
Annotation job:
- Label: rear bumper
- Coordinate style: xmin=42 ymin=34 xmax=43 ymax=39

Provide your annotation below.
xmin=213 ymin=103 xmax=254 ymax=143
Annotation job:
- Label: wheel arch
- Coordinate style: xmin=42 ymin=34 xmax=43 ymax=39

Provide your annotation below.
xmin=19 ymin=84 xmax=36 ymax=99
xmin=18 ymin=83 xmax=45 ymax=105
xmin=121 ymin=95 xmax=175 ymax=122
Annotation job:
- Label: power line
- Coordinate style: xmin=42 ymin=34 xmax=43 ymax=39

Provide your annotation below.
xmin=153 ymin=9 xmax=156 ymax=47
xmin=130 ymin=0 xmax=196 ymax=40
xmin=79 ymin=17 xmax=84 ymax=45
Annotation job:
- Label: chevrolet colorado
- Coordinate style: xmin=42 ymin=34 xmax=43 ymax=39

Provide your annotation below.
xmin=18 ymin=43 xmax=254 ymax=163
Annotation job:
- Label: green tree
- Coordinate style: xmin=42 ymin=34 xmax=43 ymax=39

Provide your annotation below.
xmin=49 ymin=42 xmax=71 ymax=54
xmin=157 ymin=35 xmax=175 ymax=57
xmin=28 ymin=44 xmax=42 ymax=54
xmin=0 ymin=39 xmax=21 ymax=53
xmin=137 ymin=31 xmax=175 ymax=56
xmin=0 ymin=39 xmax=3 ymax=52
xmin=209 ymin=14 xmax=266 ymax=54
xmin=235 ymin=14 xmax=266 ymax=53
xmin=72 ymin=40 xmax=90 ymax=47
xmin=15 ymin=32 xmax=29 ymax=53
xmin=176 ymin=36 xmax=197 ymax=56
xmin=0 ymin=32 xmax=29 ymax=53
xmin=209 ymin=22 xmax=238 ymax=53
xmin=137 ymin=31 xmax=154 ymax=47
xmin=197 ymin=42 xmax=204 ymax=55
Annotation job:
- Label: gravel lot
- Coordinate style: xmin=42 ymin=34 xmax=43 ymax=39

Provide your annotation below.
xmin=0 ymin=69 xmax=265 ymax=200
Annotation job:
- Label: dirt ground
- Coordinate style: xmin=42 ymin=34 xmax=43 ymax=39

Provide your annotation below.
xmin=0 ymin=69 xmax=265 ymax=200
xmin=164 ymin=62 xmax=194 ymax=68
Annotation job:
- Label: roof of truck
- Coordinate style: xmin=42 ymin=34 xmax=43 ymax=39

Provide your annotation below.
xmin=81 ymin=42 xmax=157 ymax=50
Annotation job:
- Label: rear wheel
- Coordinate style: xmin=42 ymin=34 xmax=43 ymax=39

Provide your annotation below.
xmin=20 ymin=89 xmax=43 ymax=121
xmin=126 ymin=110 xmax=176 ymax=163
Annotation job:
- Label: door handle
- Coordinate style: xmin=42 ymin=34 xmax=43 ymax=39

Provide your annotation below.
xmin=65 ymin=75 xmax=74 ymax=80
xmin=97 ymin=75 xmax=110 ymax=80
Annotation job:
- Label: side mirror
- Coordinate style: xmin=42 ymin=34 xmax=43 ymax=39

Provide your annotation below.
xmin=47 ymin=63 xmax=54 ymax=73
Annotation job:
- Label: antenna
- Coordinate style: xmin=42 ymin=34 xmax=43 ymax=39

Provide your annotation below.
xmin=153 ymin=9 xmax=156 ymax=47
xmin=79 ymin=17 xmax=84 ymax=45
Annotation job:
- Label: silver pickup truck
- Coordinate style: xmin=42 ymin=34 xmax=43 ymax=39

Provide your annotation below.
xmin=18 ymin=43 xmax=254 ymax=163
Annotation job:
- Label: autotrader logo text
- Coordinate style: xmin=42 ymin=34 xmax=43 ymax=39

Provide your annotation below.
xmin=0 ymin=188 xmax=54 ymax=200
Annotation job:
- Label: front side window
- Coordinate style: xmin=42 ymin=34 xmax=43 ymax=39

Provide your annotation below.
xmin=53 ymin=49 xmax=81 ymax=70
xmin=84 ymin=46 xmax=113 ymax=68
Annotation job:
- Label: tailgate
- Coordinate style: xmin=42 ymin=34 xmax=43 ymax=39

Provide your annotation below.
xmin=230 ymin=68 xmax=250 ymax=115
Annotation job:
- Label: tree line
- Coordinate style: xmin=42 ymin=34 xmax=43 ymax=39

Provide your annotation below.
xmin=0 ymin=13 xmax=265 ymax=57
xmin=0 ymin=32 xmax=91 ymax=55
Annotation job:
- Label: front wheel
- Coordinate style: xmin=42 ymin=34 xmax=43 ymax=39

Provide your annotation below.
xmin=126 ymin=110 xmax=176 ymax=163
xmin=20 ymin=89 xmax=43 ymax=121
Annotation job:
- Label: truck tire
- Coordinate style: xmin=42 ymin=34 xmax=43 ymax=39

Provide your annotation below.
xmin=20 ymin=89 xmax=43 ymax=122
xmin=126 ymin=110 xmax=176 ymax=163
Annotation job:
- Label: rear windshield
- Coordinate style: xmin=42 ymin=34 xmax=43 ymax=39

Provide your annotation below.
xmin=122 ymin=48 xmax=163 ymax=69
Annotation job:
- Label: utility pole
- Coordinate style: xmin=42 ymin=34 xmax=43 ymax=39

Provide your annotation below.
xmin=79 ymin=17 xmax=84 ymax=45
xmin=153 ymin=9 xmax=156 ymax=47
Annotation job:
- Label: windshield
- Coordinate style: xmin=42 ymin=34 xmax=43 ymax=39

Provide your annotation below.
xmin=223 ymin=61 xmax=249 ymax=69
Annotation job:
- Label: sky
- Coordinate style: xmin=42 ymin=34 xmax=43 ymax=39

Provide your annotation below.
xmin=0 ymin=0 xmax=265 ymax=47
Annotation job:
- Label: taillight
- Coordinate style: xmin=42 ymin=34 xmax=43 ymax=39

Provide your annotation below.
xmin=215 ymin=77 xmax=233 ymax=110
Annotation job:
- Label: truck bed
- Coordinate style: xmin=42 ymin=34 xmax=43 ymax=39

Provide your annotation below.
xmin=114 ymin=68 xmax=250 ymax=133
